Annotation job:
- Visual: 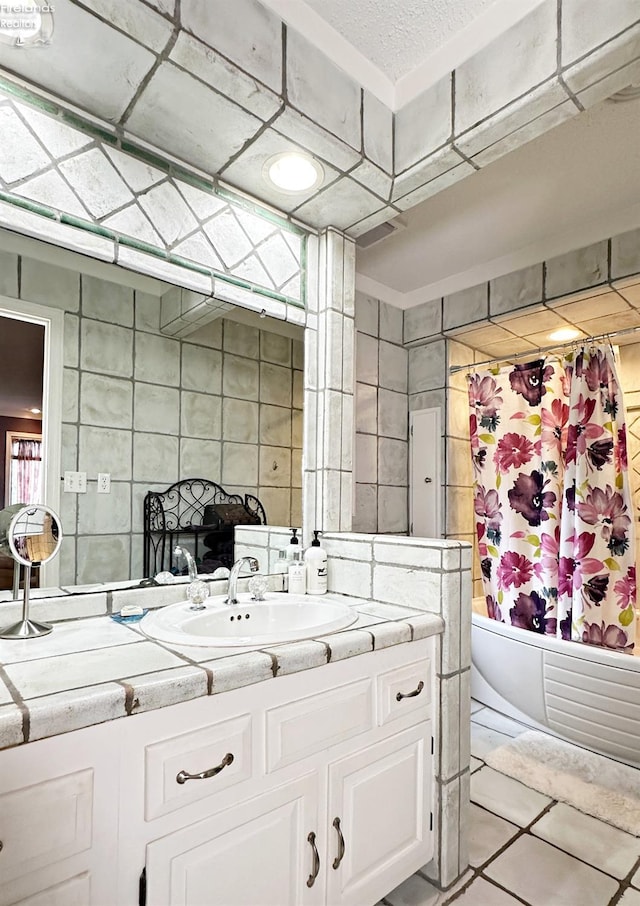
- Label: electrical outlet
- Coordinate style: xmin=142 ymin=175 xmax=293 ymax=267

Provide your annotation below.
xmin=97 ymin=473 xmax=111 ymax=494
xmin=63 ymin=471 xmax=88 ymax=493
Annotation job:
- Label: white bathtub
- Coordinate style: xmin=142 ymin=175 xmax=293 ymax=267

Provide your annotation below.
xmin=471 ymin=608 xmax=640 ymax=769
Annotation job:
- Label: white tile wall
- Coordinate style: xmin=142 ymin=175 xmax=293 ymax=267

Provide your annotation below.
xmin=7 ymin=255 xmax=304 ymax=584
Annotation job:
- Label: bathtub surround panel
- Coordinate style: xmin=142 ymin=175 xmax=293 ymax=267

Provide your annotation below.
xmin=323 ymin=531 xmax=473 ymax=887
xmin=471 ymin=610 xmax=640 ymax=769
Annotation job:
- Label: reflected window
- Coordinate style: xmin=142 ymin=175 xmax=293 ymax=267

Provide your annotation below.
xmin=7 ymin=433 xmax=42 ymax=505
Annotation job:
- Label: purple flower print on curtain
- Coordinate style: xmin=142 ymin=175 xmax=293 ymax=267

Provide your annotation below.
xmin=469 ymin=359 xmax=564 ymax=638
xmin=468 ymin=346 xmax=636 ymax=653
xmin=557 ymin=346 xmax=636 ymax=653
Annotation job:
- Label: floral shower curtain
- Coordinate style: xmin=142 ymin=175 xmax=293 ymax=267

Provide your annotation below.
xmin=469 ymin=346 xmax=636 ymax=653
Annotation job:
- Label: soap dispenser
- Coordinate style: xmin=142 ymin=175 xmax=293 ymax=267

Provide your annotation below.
xmin=288 ymin=550 xmax=307 ymax=594
xmin=285 ymin=528 xmax=305 ymax=594
xmin=305 ymin=530 xmax=328 ymax=595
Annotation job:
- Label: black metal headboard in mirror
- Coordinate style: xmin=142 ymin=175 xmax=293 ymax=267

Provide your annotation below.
xmin=143 ymin=478 xmax=267 ymax=576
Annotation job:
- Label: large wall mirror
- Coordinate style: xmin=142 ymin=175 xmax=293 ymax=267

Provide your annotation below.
xmin=0 ymin=229 xmax=304 ymax=587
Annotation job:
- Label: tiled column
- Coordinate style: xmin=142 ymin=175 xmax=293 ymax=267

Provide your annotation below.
xmin=354 ymin=291 xmax=408 ymax=534
xmin=303 ymin=228 xmax=355 ymax=540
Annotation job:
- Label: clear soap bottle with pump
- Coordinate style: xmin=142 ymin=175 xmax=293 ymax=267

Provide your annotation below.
xmin=284 ymin=528 xmax=306 ymax=595
xmin=288 ymin=550 xmax=306 ymax=595
xmin=305 ymin=530 xmax=328 ymax=595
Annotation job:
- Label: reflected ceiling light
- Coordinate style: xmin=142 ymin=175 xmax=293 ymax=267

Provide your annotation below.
xmin=263 ymin=152 xmax=323 ymax=194
xmin=548 ymin=328 xmax=581 ymax=342
xmin=29 ymin=407 xmax=41 ymax=414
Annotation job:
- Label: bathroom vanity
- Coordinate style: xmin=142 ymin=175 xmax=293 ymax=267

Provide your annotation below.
xmin=0 ymin=593 xmax=441 ymax=906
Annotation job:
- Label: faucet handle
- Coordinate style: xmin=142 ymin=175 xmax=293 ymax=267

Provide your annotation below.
xmin=247 ymin=557 xmax=259 ymax=573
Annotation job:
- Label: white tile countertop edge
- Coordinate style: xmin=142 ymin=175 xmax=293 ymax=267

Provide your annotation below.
xmin=0 ymin=594 xmax=444 ymax=750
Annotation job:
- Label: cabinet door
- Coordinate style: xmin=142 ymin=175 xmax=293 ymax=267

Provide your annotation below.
xmin=0 ymin=723 xmax=119 ymax=906
xmin=146 ymin=773 xmax=322 ymax=906
xmin=326 ymin=722 xmax=433 ymax=906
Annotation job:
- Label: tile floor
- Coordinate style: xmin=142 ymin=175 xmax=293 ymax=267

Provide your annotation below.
xmin=379 ymin=701 xmax=640 ymax=906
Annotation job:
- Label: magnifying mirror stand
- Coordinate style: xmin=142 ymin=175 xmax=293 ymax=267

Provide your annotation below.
xmin=0 ymin=563 xmax=52 ymax=639
xmin=12 ymin=560 xmax=20 ymax=602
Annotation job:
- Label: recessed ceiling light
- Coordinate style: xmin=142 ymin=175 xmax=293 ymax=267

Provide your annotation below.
xmin=548 ymin=328 xmax=581 ymax=342
xmin=29 ymin=407 xmax=41 ymax=414
xmin=263 ymin=152 xmax=324 ymax=194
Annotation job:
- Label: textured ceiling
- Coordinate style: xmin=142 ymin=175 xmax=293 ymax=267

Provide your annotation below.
xmin=301 ymin=0 xmax=499 ymax=81
xmin=357 ymin=95 xmax=640 ymax=306
xmin=0 ymin=0 xmax=636 ymax=308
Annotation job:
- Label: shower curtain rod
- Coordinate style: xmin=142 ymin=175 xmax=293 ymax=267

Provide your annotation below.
xmin=448 ymin=324 xmax=640 ymax=373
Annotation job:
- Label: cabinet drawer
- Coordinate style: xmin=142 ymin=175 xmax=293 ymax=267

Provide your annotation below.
xmin=145 ymin=713 xmax=252 ymax=820
xmin=377 ymin=657 xmax=432 ymax=726
xmin=0 ymin=770 xmax=92 ymax=883
xmin=266 ymin=678 xmax=374 ymax=772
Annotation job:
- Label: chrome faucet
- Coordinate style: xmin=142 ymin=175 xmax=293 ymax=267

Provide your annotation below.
xmin=226 ymin=556 xmax=259 ymax=604
xmin=174 ymin=545 xmax=197 ymax=582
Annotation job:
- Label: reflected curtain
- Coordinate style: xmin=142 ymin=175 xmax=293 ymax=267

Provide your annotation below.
xmin=468 ymin=346 xmax=636 ymax=654
xmin=10 ymin=438 xmax=42 ymax=505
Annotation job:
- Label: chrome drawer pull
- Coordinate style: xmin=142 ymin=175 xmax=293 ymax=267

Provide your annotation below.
xmin=307 ymin=831 xmax=320 ymax=887
xmin=396 ymin=680 xmax=424 ymax=702
xmin=176 ymin=752 xmax=234 ymax=784
xmin=332 ymin=816 xmax=345 ymax=869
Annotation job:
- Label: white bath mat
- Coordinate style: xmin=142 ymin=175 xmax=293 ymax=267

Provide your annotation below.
xmin=484 ymin=730 xmax=640 ymax=836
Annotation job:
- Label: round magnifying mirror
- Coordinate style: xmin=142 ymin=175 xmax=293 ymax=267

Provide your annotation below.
xmin=1 ymin=505 xmax=62 ymax=639
xmin=7 ymin=504 xmax=62 ymax=567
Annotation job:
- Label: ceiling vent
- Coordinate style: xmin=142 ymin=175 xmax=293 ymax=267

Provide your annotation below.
xmin=356 ymin=215 xmax=407 ymax=249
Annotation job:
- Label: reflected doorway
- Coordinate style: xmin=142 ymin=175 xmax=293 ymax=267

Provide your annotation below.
xmin=0 ymin=298 xmax=63 ymax=589
xmin=1 ymin=316 xmax=44 ymax=508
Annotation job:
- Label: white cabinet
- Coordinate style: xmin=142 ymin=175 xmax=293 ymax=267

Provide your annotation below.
xmin=0 ymin=722 xmax=119 ymax=906
xmin=326 ymin=723 xmax=432 ymax=906
xmin=146 ymin=774 xmax=321 ymax=906
xmin=0 ymin=636 xmax=437 ymax=906
xmin=135 ymin=638 xmax=436 ymax=906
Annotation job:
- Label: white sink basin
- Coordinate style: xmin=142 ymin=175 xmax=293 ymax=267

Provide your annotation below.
xmin=140 ymin=593 xmax=358 ymax=647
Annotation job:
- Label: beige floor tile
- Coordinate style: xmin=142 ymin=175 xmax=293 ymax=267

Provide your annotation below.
xmin=470 ymin=708 xmax=529 ymax=738
xmin=468 ymin=803 xmax=519 ymax=867
xmin=447 ymin=877 xmax=524 ymax=905
xmin=471 ymin=766 xmax=551 ymax=826
xmin=438 ymin=869 xmax=473 ymax=904
xmin=485 ymin=835 xmax=619 ymax=906
xmin=532 ymin=802 xmax=640 ymax=879
xmin=470 ymin=756 xmax=483 ymax=772
xmin=470 ymin=723 xmax=513 ymax=760
xmin=619 ymin=888 xmax=640 ymax=906
xmin=633 ymin=866 xmax=640 ymax=889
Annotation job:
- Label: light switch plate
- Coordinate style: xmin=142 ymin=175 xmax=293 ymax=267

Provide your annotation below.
xmin=63 ymin=471 xmax=87 ymax=493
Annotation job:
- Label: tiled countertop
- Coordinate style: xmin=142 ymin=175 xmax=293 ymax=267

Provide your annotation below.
xmin=0 ymin=593 xmax=443 ymax=751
